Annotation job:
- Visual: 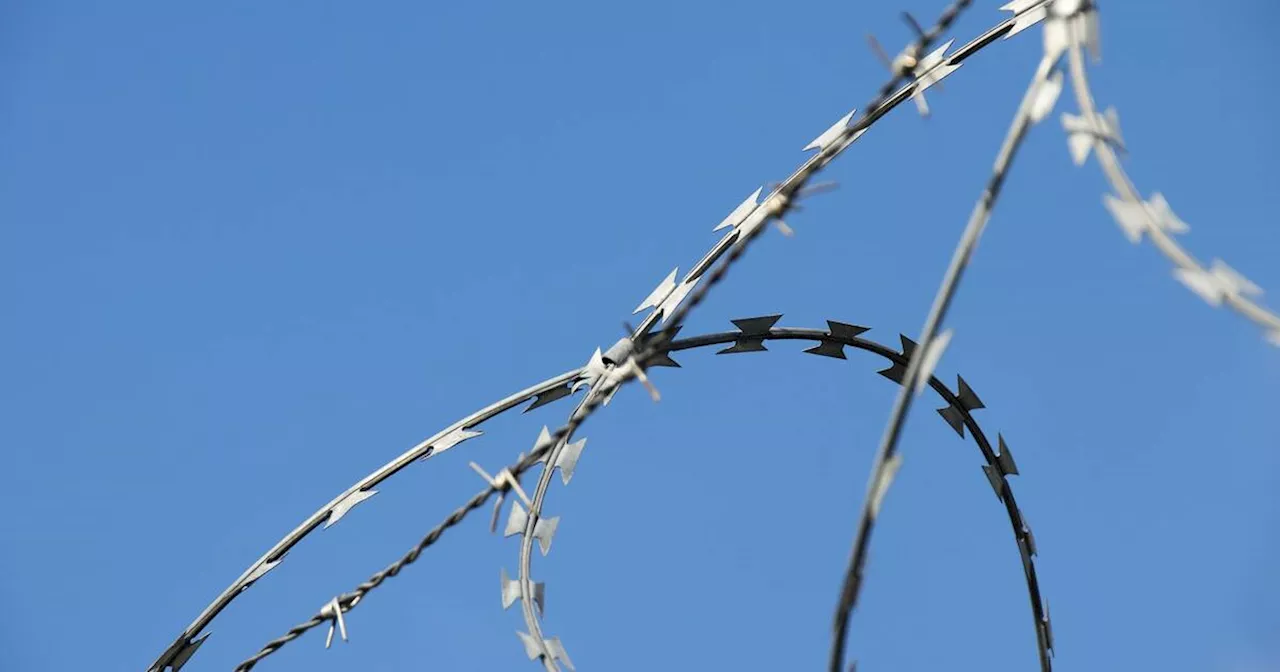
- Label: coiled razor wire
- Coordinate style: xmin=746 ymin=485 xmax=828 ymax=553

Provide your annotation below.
xmin=233 ymin=319 xmax=1044 ymax=671
xmin=149 ymin=1 xmax=986 ymax=669
xmin=146 ymin=1 xmax=1278 ymax=671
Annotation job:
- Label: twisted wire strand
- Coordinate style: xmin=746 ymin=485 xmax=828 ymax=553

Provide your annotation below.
xmin=232 ymin=486 xmax=493 ymax=671
xmin=828 ymin=31 xmax=1067 ymax=672
xmin=1060 ymin=5 xmax=1280 ymax=346
xmin=235 ymin=322 xmax=1047 ymax=670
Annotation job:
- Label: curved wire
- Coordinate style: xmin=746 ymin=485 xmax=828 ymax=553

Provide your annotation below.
xmin=235 ymin=321 xmax=1049 ymax=670
xmin=829 ymin=44 xmax=1065 ymax=672
xmin=1060 ymin=4 xmax=1280 ymax=346
xmin=153 ymin=6 xmax=1000 ymax=663
xmin=509 ymin=1 xmax=1019 ymax=660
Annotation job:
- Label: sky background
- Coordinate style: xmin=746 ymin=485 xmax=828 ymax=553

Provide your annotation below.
xmin=2 ymin=1 xmax=1278 ymax=671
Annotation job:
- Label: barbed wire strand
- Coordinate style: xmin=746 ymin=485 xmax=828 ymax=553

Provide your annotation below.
xmin=827 ymin=26 xmax=1066 ymax=672
xmin=234 ymin=322 xmax=1047 ymax=670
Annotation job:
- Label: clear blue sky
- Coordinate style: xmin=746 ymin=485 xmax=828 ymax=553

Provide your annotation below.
xmin=2 ymin=2 xmax=1277 ymax=671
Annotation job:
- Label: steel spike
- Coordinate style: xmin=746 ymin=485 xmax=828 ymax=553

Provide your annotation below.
xmin=827 ymin=319 xmax=870 ymax=340
xmin=877 ymin=360 xmax=907 ymax=384
xmin=1000 ymin=0 xmax=1052 ymax=38
xmin=545 ymin=636 xmax=575 ymax=671
xmin=717 ymin=339 xmax=768 ymax=355
xmin=803 ymin=339 xmax=847 ymax=359
xmin=1104 ymin=192 xmax=1188 ymax=244
xmin=500 ymin=568 xmax=521 ymax=610
xmin=730 ymin=315 xmax=782 ymax=335
xmin=533 ymin=426 xmax=556 ymax=459
xmin=324 ymin=488 xmax=377 ymax=529
xmin=1176 ymin=259 xmax=1263 ymax=306
xmin=1208 ymin=259 xmax=1261 ymax=296
xmin=422 ymin=427 xmax=483 ymax=460
xmin=646 ymin=351 xmax=681 ymax=368
xmin=956 ymin=376 xmax=985 ymax=411
xmin=572 ymin=348 xmax=608 ymax=394
xmin=504 ymin=500 xmax=529 ymax=538
xmin=168 ymin=633 xmax=210 ymax=672
xmin=533 ymin=516 xmax=560 ymax=556
xmin=470 ymin=460 xmax=530 ymax=506
xmin=1062 ymin=106 xmax=1123 ymax=165
xmin=1028 ymin=70 xmax=1063 ymax=124
xmin=516 ymin=631 xmax=543 ymax=661
xmin=321 ymin=597 xmax=348 ymax=649
xmin=718 ymin=314 xmax=781 ymax=354
xmin=641 ymin=323 xmax=683 ymax=348
xmin=634 ymin=267 xmax=679 ymax=315
xmin=713 ymin=187 xmax=764 ymax=232
xmin=899 ymin=334 xmax=919 ymax=359
xmin=804 ymin=110 xmax=862 ymax=152
xmin=937 ymin=405 xmax=966 ymax=437
xmin=997 ymin=434 xmax=1020 ymax=475
xmin=243 ymin=556 xmax=284 ymax=587
xmin=489 ymin=492 xmax=506 ymax=533
xmin=524 ymin=384 xmax=574 ymax=413
xmin=555 ymin=438 xmax=587 ymax=485
xmin=657 ymin=280 xmax=696 ymax=324
xmin=533 ymin=581 xmax=546 ymax=617
xmin=910 ymin=39 xmax=960 ymax=116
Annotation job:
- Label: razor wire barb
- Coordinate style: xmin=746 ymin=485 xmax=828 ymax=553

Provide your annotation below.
xmin=234 ymin=320 xmax=1048 ymax=671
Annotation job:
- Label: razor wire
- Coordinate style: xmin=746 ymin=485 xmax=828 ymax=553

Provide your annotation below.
xmin=827 ymin=4 xmax=1072 ymax=670
xmin=833 ymin=0 xmax=1280 ymax=667
xmin=505 ymin=0 xmax=1051 ymax=666
xmin=149 ymin=2 xmax=993 ymax=669
xmin=146 ymin=2 xmax=1278 ymax=671
xmin=235 ymin=320 xmax=1047 ymax=671
xmin=1053 ymin=1 xmax=1280 ymax=346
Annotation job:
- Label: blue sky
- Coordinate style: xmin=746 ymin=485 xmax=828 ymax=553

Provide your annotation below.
xmin=2 ymin=1 xmax=1277 ymax=671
